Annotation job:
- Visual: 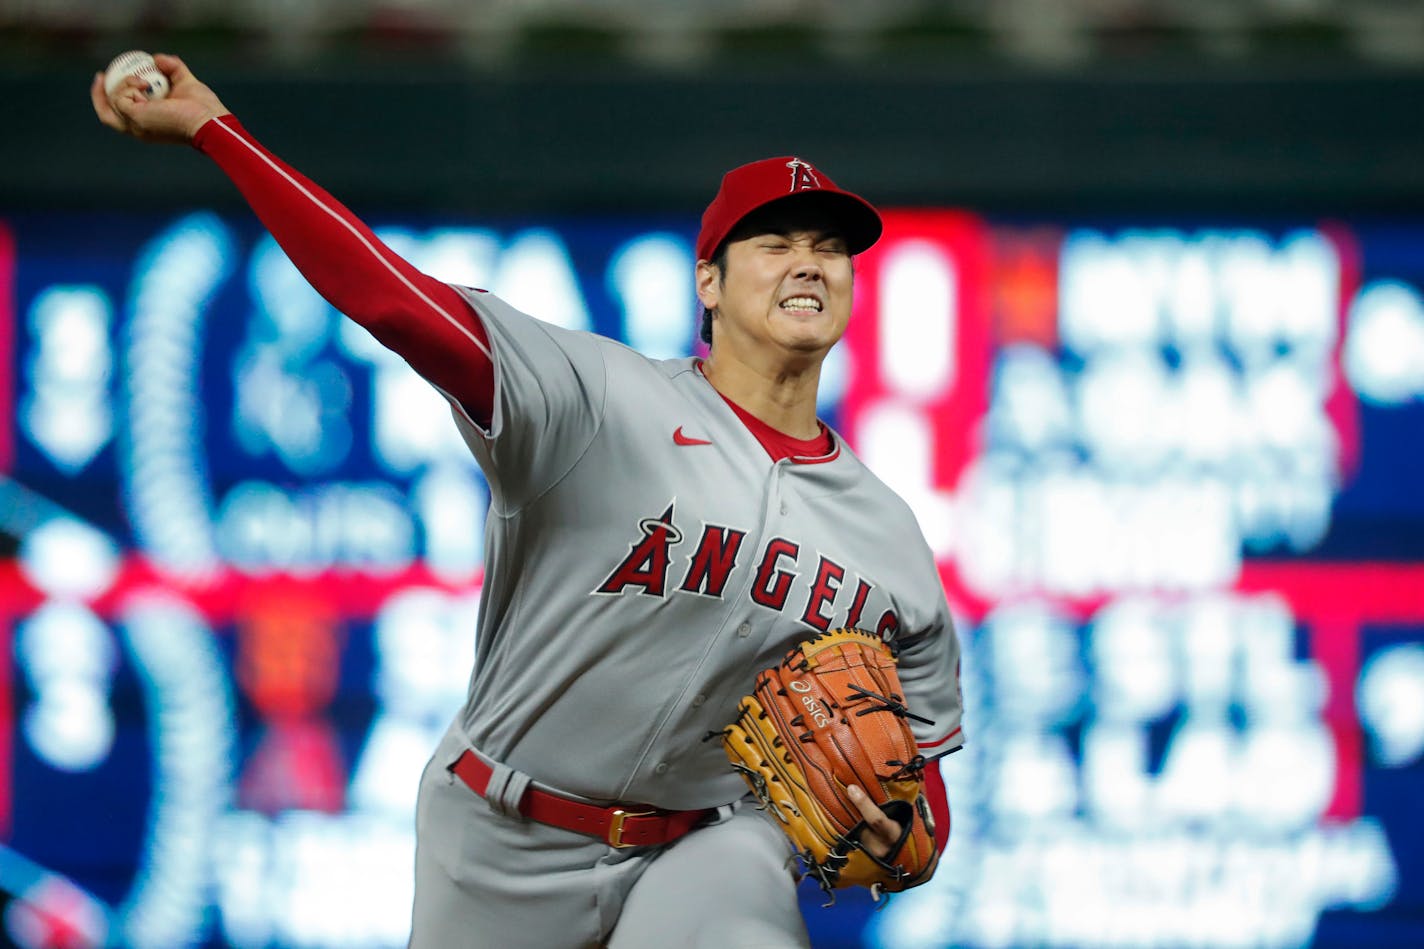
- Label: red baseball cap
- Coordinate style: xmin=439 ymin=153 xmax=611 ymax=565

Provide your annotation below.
xmin=696 ymin=156 xmax=883 ymax=262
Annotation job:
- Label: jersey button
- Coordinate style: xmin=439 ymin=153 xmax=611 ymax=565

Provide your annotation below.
xmin=737 ymin=621 xmax=751 ymax=638
xmin=654 ymin=762 xmax=669 ymax=775
xmin=780 ymin=502 xmax=789 ymax=515
xmin=692 ymin=693 xmax=706 ymax=707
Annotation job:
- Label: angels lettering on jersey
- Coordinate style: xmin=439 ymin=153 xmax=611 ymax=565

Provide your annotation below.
xmin=593 ymin=501 xmax=900 ymax=640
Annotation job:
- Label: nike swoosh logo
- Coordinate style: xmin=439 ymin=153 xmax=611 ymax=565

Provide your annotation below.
xmin=673 ymin=426 xmax=713 ymax=447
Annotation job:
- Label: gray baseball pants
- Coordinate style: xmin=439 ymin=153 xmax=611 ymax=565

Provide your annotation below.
xmin=407 ymin=729 xmax=812 ymax=948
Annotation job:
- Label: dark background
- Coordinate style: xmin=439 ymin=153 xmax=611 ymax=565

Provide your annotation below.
xmin=4 ymin=50 xmax=1423 ymax=218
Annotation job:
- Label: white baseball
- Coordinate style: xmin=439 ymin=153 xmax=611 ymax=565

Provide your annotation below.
xmin=104 ymin=50 xmax=170 ymax=101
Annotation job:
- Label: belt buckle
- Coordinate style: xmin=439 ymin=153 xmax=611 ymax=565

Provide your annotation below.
xmin=607 ymin=808 xmax=657 ymax=849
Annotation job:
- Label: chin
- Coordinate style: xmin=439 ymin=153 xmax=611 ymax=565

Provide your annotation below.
xmin=775 ymin=333 xmax=839 ymax=359
xmin=772 ymin=316 xmax=842 ymax=348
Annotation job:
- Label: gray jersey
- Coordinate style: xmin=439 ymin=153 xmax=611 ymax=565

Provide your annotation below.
xmin=445 ymin=287 xmax=964 ymax=811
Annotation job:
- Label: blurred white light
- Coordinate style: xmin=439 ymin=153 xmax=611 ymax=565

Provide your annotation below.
xmin=1089 ymin=598 xmax=1176 ymax=722
xmin=992 ymin=733 xmax=1078 ymax=824
xmin=954 ymin=458 xmax=1021 ymax=595
xmin=1164 ymin=238 xmax=1217 ymax=346
xmin=117 ymin=593 xmax=237 ymax=949
xmin=1219 ymin=231 xmax=1280 ymax=364
xmin=1060 ymin=230 xmax=1159 ymax=352
xmin=1153 ymin=478 xmax=1240 ymax=588
xmin=988 ymin=345 xmax=1072 ymax=454
xmin=982 ymin=602 xmax=1082 ymax=728
xmin=249 ymin=236 xmax=333 ymax=361
xmin=1237 ymin=599 xmax=1322 ymax=720
xmin=415 ymin=466 xmax=487 ymax=583
xmin=1081 ymin=721 xmax=1153 ymax=828
xmin=215 ymin=481 xmax=415 ymax=576
xmin=1060 ymin=225 xmax=1340 ymax=366
xmin=371 ymin=589 xmax=481 ymax=715
xmin=16 ymin=602 xmax=116 ymax=772
xmin=348 ymin=723 xmax=444 ymax=819
xmin=610 ymin=233 xmax=695 ymax=360
xmin=1035 ymin=469 xmax=1104 ymax=596
xmin=123 ymin=212 xmax=234 ymax=582
xmin=859 ymin=402 xmax=931 ymax=497
xmin=1358 ymin=643 xmax=1424 ymax=767
xmin=1343 ymin=279 xmax=1424 ymax=405
xmin=19 ymin=517 xmax=120 ymax=599
xmin=213 ymin=812 xmax=275 ymax=949
xmin=337 ymin=315 xmax=401 ymax=366
xmin=816 ymin=341 xmax=849 ymax=416
xmin=1234 ymin=723 xmax=1335 ymax=831
xmin=29 ymin=286 xmax=112 ymax=379
xmin=22 ymin=684 xmax=114 ymax=772
xmin=1243 ymin=362 xmax=1327 ymax=452
xmin=16 ymin=601 xmax=115 ymax=680
xmin=1075 ymin=350 xmax=1171 ymax=472
xmin=23 ymin=285 xmax=114 ymax=473
xmin=856 ymin=402 xmax=955 ymax=554
xmin=231 ymin=350 xmax=353 ymax=476
xmin=371 ymin=364 xmax=472 ymax=473
xmin=878 ymin=240 xmax=956 ymax=399
xmin=1155 ymin=713 xmax=1234 ymax=824
xmin=1176 ymin=597 xmax=1235 ymax=710
xmin=408 ymin=227 xmax=501 ymax=286
xmin=212 ymin=813 xmax=415 ymax=949
xmin=1277 ymin=230 xmax=1339 ymax=355
xmin=492 ymin=229 xmax=591 ymax=331
xmin=1174 ymin=355 xmax=1241 ymax=467
xmin=349 ymin=586 xmax=478 ymax=817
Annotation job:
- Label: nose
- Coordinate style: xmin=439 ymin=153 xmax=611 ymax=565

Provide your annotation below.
xmin=791 ymin=248 xmax=824 ymax=282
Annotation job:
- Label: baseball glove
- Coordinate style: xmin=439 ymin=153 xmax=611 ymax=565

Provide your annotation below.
xmin=716 ymin=627 xmax=938 ymax=900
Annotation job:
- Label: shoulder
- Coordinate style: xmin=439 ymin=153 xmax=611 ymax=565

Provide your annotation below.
xmin=828 ymin=438 xmax=915 ymax=513
xmin=454 ymin=287 xmax=592 ymax=346
xmin=455 ymin=287 xmax=694 ymax=376
xmin=829 ymin=438 xmax=942 ymax=566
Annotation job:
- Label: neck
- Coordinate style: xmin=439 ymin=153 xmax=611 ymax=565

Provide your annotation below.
xmin=701 ymin=347 xmax=823 ymax=439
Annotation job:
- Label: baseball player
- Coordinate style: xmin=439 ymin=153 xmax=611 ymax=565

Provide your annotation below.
xmin=93 ymin=55 xmax=964 ymax=948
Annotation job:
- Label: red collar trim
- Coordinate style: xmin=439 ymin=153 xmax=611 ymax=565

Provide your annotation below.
xmin=696 ymin=361 xmax=838 ymax=464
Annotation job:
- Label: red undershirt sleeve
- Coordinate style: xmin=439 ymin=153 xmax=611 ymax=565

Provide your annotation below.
xmin=924 ymin=762 xmax=951 ymax=853
xmin=191 ymin=114 xmax=494 ymax=428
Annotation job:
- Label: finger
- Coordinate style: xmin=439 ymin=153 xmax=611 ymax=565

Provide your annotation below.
xmin=111 ymin=86 xmax=144 ymax=122
xmin=90 ymin=72 xmax=127 ymax=131
xmin=846 ymin=785 xmax=901 ymax=858
xmin=847 ymin=785 xmax=898 ymax=836
xmin=152 ymin=53 xmax=193 ymax=86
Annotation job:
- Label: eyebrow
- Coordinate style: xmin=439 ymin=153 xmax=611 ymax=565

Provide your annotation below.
xmin=759 ymin=228 xmax=847 ymax=242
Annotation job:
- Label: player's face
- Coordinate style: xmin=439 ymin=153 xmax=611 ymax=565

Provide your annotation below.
xmin=699 ymin=207 xmax=854 ymax=362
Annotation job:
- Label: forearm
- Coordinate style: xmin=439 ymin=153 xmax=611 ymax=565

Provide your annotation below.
xmin=192 ymin=114 xmax=493 ymax=425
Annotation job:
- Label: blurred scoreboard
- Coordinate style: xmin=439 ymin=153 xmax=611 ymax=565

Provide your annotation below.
xmin=0 ymin=208 xmax=1422 ymax=949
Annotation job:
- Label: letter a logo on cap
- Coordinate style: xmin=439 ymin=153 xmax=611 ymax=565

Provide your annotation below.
xmin=786 ymin=158 xmax=821 ymax=193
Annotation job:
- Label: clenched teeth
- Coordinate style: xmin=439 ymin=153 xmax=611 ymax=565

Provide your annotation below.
xmin=779 ymin=296 xmax=823 ymax=312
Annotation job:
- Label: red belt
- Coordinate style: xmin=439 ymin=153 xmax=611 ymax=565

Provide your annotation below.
xmin=451 ymin=750 xmax=714 ymax=849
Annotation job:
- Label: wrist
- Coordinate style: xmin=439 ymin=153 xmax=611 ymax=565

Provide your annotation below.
xmin=189 ymin=110 xmax=232 ymax=149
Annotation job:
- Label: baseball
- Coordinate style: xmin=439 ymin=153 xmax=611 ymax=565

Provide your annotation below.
xmin=104 ymin=50 xmax=169 ymax=101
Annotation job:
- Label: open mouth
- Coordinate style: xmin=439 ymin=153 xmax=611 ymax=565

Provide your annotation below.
xmin=779 ymin=296 xmax=823 ymax=314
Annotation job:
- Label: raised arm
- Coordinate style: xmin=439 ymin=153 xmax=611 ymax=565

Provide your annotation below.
xmin=91 ymin=54 xmax=494 ymax=427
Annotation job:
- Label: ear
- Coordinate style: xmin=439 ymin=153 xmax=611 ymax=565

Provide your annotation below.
xmin=695 ymin=259 xmax=722 ymax=311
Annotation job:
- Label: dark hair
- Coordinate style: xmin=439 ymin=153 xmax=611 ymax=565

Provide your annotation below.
xmin=699 ymin=241 xmax=729 ymax=346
